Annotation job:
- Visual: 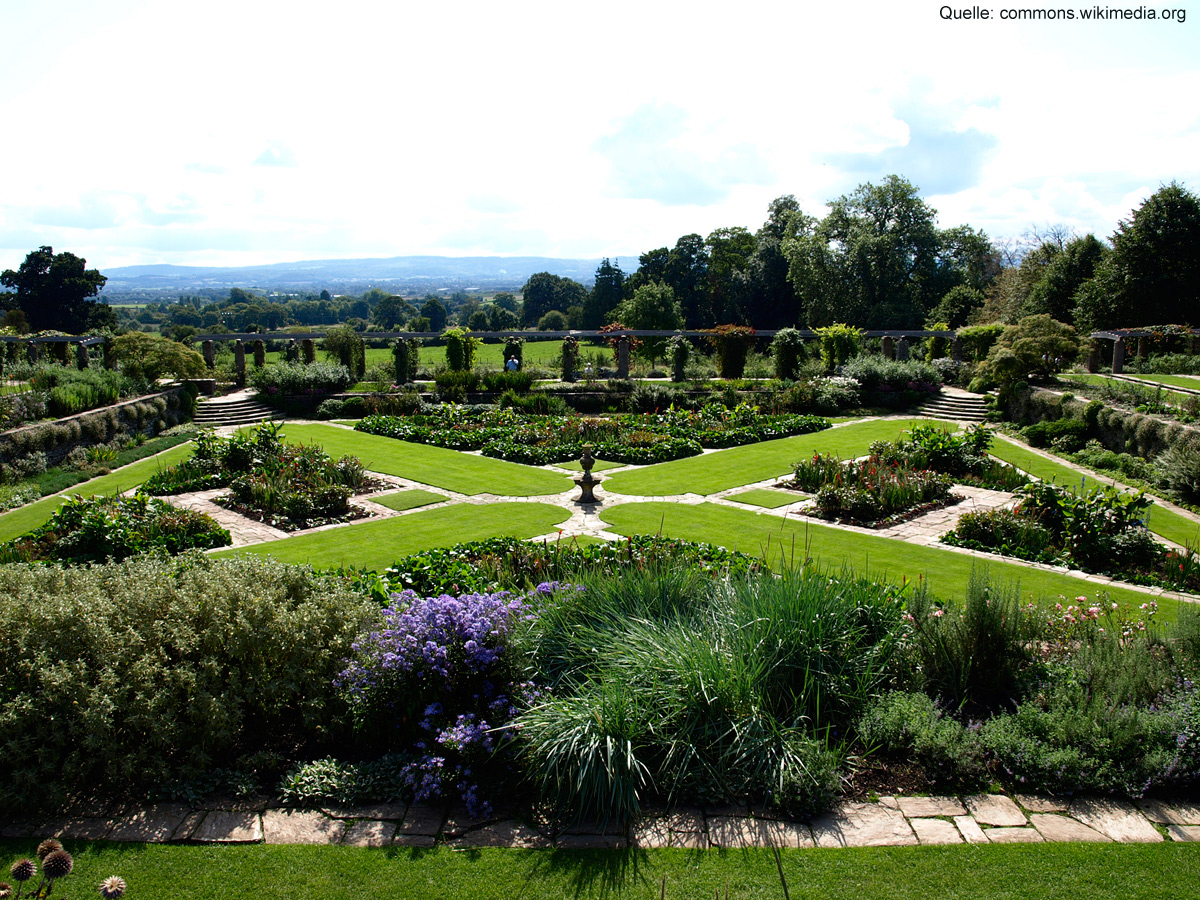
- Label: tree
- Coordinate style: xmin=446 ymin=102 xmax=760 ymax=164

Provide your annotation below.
xmin=419 ymin=297 xmax=449 ymax=332
xmin=610 ymin=282 xmax=685 ymax=366
xmin=112 ymin=332 xmax=207 ymax=383
xmin=519 ymin=273 xmax=587 ymax=327
xmin=1074 ymin=183 xmax=1200 ymax=331
xmin=373 ymin=295 xmax=415 ymax=329
xmin=1024 ymin=234 xmax=1106 ymax=324
xmin=1 ymin=246 xmax=112 ymax=333
xmin=582 ymin=258 xmax=625 ymax=328
xmin=978 ymin=314 xmax=1078 ymax=386
xmin=704 ymin=227 xmax=756 ymax=324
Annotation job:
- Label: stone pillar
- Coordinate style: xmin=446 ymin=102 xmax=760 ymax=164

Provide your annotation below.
xmin=285 ymin=340 xmax=298 ymax=363
xmin=1086 ymin=345 xmax=1099 ymax=373
xmin=234 ymin=340 xmax=246 ymax=386
xmin=950 ymin=336 xmax=963 ymax=362
xmin=881 ymin=336 xmax=895 ymax=360
xmin=1190 ymin=334 xmax=1200 ymax=355
xmin=26 ymin=341 xmax=38 ymax=364
xmin=301 ymin=339 xmax=316 ymax=364
xmin=1137 ymin=336 xmax=1148 ymax=359
xmin=103 ymin=337 xmax=116 ymax=370
xmin=203 ymin=340 xmax=216 ymax=369
xmin=617 ymin=336 xmax=630 ymax=379
xmin=1112 ymin=337 xmax=1126 ymax=374
xmin=76 ymin=341 xmax=89 ymax=370
xmin=896 ymin=337 xmax=910 ymax=361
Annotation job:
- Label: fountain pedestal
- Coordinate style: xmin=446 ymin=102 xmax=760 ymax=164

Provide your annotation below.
xmin=574 ymin=443 xmax=602 ymax=503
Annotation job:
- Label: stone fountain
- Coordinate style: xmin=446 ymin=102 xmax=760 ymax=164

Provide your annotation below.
xmin=574 ymin=443 xmax=602 ymax=503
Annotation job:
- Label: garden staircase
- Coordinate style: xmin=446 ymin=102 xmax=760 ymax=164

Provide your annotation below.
xmin=192 ymin=391 xmax=284 ymax=428
xmin=919 ymin=388 xmax=989 ymax=423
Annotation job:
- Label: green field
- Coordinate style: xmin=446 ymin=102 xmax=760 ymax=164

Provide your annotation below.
xmin=275 ymin=424 xmax=573 ymax=496
xmin=599 ymin=501 xmax=1186 ymax=618
xmin=220 ymin=501 xmax=569 ymax=570
xmin=604 ymin=418 xmax=957 ymax=496
xmin=266 ymin=339 xmax=568 ymax=372
xmin=7 ymin=839 xmax=1196 ymax=900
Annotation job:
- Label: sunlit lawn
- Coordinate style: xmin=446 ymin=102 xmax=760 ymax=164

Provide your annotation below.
xmin=9 ymin=839 xmax=1197 ymax=900
xmin=1058 ymin=372 xmax=1196 ymax=405
xmin=599 ymin=501 xmax=1188 ymax=619
xmin=603 ymin=418 xmax=957 ymax=496
xmin=275 ymin=424 xmax=573 ymax=496
xmin=219 ymin=501 xmax=569 ymax=570
xmin=727 ymin=487 xmax=802 ymax=508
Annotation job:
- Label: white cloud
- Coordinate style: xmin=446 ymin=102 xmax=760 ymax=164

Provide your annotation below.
xmin=0 ymin=0 xmax=1197 ymax=270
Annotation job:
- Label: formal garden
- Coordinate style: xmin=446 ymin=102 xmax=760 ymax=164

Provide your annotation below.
xmin=2 ymin=326 xmax=1200 ymax=898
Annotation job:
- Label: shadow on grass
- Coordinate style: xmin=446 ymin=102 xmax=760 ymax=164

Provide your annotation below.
xmin=521 ymin=847 xmax=650 ymax=899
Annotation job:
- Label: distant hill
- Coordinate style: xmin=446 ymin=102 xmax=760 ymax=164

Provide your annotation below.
xmin=99 ymin=255 xmax=640 ymax=298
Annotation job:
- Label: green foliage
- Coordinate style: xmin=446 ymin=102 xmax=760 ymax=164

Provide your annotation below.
xmin=769 ymin=327 xmax=808 ymax=380
xmin=277 ymin=754 xmax=414 ymax=806
xmin=666 ymin=333 xmax=690 ymax=382
xmin=1023 ymin=416 xmax=1089 ymax=451
xmin=858 ymin=691 xmax=986 ymax=785
xmin=956 ymin=323 xmax=1006 ymax=361
xmin=479 ymin=370 xmax=534 ymax=394
xmin=814 ymin=323 xmax=863 ymax=372
xmin=442 ymin=326 xmax=481 ymax=372
xmin=0 ymin=554 xmax=373 ymax=810
xmin=979 ymin=315 xmax=1079 ymax=388
xmin=322 ymin=326 xmax=366 ymax=379
xmin=950 ymin=508 xmax=1053 ymax=560
xmin=0 ymin=492 xmax=231 ymax=563
xmin=0 ymin=245 xmax=112 ymax=332
xmin=250 ymin=361 xmax=353 ymax=398
xmin=703 ymin=324 xmax=757 ymax=378
xmin=112 ymin=332 xmax=207 ymax=383
xmin=1156 ymin=439 xmax=1200 ymax=503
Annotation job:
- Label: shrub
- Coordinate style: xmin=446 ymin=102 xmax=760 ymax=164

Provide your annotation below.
xmin=0 ymin=555 xmax=374 ymax=810
xmin=703 ymin=325 xmax=757 ymax=379
xmin=949 ymin=508 xmax=1053 ymax=560
xmin=858 ymin=691 xmax=986 ymax=785
xmin=1157 ymin=440 xmax=1200 ymax=502
xmin=814 ymin=323 xmax=863 ymax=371
xmin=667 ymin=333 xmax=690 ymax=382
xmin=479 ymin=370 xmax=534 ymax=394
xmin=433 ymin=369 xmax=479 ymax=402
xmin=323 ymin=326 xmax=366 ymax=378
xmin=250 ymin=361 xmax=353 ymax=398
xmin=442 ymin=326 xmax=480 ymax=372
xmin=769 ymin=328 xmax=807 ymax=380
xmin=1024 ymin=417 xmax=1088 ymax=450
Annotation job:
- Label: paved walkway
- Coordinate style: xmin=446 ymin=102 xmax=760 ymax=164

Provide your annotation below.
xmin=5 ymin=793 xmax=1197 ymax=848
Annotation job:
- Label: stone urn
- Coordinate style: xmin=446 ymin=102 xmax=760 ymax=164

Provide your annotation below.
xmin=574 ymin=443 xmax=602 ymax=503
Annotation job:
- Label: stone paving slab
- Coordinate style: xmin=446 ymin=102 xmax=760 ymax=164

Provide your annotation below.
xmin=1137 ymin=799 xmax=1200 ymax=826
xmin=52 ymin=817 xmax=113 ymax=841
xmin=398 ymin=805 xmax=445 ymax=837
xmin=1068 ymin=798 xmax=1162 ymax=843
xmin=910 ymin=818 xmax=962 ymax=845
xmin=1015 ymin=794 xmax=1069 ymax=814
xmin=896 ymin=796 xmax=966 ymax=818
xmin=1030 ymin=814 xmax=1110 ymax=843
xmin=342 ymin=819 xmax=397 ymax=847
xmin=453 ymin=821 xmax=552 ymax=849
xmin=108 ymin=803 xmax=191 ymax=842
xmin=556 ymin=833 xmax=628 ymax=849
xmin=953 ymin=816 xmax=987 ymax=844
xmin=1166 ymin=825 xmax=1200 ymax=842
xmin=708 ymin=816 xmax=814 ymax=849
xmin=966 ymin=794 xmax=1027 ymax=827
xmin=322 ymin=803 xmax=407 ymax=820
xmin=262 ymin=809 xmax=345 ymax=844
xmin=984 ymin=827 xmax=1043 ymax=843
xmin=191 ymin=810 xmax=263 ymax=843
xmin=811 ymin=802 xmax=916 ymax=848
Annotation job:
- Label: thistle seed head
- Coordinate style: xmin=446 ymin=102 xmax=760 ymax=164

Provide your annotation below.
xmin=36 ymin=838 xmax=63 ymax=860
xmin=99 ymin=875 xmax=128 ymax=898
xmin=41 ymin=849 xmax=73 ymax=880
xmin=9 ymin=860 xmax=35 ymax=882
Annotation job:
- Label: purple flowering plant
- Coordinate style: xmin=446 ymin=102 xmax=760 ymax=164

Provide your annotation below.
xmin=338 ymin=582 xmax=569 ymax=817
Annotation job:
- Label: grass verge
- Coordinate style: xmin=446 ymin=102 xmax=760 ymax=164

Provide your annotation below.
xmin=599 ymin=501 xmax=1190 ymax=619
xmin=728 ymin=488 xmax=801 ymax=509
xmin=603 ymin=418 xmax=957 ymax=496
xmin=6 ymin=840 xmax=1197 ymax=900
xmin=217 ymin=501 xmax=570 ymax=570
xmin=371 ymin=489 xmax=446 ymax=512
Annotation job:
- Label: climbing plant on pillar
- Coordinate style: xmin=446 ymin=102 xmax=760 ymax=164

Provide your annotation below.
xmin=704 ymin=324 xmax=757 ymax=379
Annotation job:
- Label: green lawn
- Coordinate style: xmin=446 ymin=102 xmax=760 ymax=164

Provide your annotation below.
xmin=0 ymin=443 xmax=197 ymax=542
xmin=219 ymin=502 xmax=569 ymax=570
xmin=267 ymin=340 xmax=567 ymax=372
xmin=729 ymin=487 xmax=803 ymax=509
xmin=599 ymin=501 xmax=1189 ymax=618
xmin=1117 ymin=372 xmax=1200 ymax=391
xmin=9 ymin=840 xmax=1197 ymax=900
xmin=371 ymin=489 xmax=446 ymax=512
xmin=604 ymin=418 xmax=957 ymax=496
xmin=1059 ymin=373 xmax=1196 ymax=405
xmin=275 ymin=424 xmax=573 ymax=496
xmin=989 ymin=436 xmax=1200 ymax=548
xmin=557 ymin=458 xmax=626 ymax=473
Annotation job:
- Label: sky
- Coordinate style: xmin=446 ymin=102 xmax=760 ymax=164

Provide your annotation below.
xmin=0 ymin=0 xmax=1197 ymax=273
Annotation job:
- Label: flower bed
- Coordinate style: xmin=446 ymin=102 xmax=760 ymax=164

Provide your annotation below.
xmin=355 ymin=403 xmax=830 ymax=466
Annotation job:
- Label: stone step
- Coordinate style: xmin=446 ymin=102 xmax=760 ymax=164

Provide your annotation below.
xmin=194 ymin=397 xmax=283 ymax=426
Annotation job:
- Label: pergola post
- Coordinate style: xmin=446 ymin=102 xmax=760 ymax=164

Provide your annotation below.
xmin=234 ymin=340 xmax=246 ymax=386
xmin=896 ymin=337 xmax=910 ymax=361
xmin=202 ymin=340 xmax=216 ymax=369
xmin=617 ymin=336 xmax=630 ymax=379
xmin=1112 ymin=337 xmax=1126 ymax=374
xmin=881 ymin=335 xmax=895 ymax=360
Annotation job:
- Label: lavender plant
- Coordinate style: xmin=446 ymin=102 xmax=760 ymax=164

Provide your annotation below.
xmin=337 ymin=583 xmax=568 ymax=817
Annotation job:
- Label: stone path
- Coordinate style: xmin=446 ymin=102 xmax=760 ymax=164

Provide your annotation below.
xmin=5 ymin=793 xmax=1196 ymax=849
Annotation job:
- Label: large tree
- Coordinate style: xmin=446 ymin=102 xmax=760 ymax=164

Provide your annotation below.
xmin=519 ymin=273 xmax=587 ymax=327
xmin=582 ymin=258 xmax=626 ymax=329
xmin=1074 ymin=182 xmax=1200 ymax=330
xmin=610 ymin=282 xmax=685 ymax=366
xmin=1 ymin=246 xmax=113 ymax=333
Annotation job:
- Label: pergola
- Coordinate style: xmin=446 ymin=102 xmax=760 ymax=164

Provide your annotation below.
xmin=1088 ymin=327 xmax=1199 ymax=373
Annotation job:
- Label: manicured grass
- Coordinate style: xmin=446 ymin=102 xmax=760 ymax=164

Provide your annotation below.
xmin=219 ymin=502 xmax=569 ymax=570
xmin=989 ymin=435 xmax=1200 ymax=548
xmin=371 ymin=489 xmax=446 ymax=512
xmin=267 ymin=340 xmax=566 ymax=372
xmin=8 ymin=840 xmax=1197 ymax=900
xmin=274 ymin=424 xmax=573 ymax=496
xmin=599 ymin=501 xmax=1189 ymax=618
xmin=0 ymin=442 xmax=197 ymax=542
xmin=1117 ymin=372 xmax=1200 ymax=391
xmin=603 ymin=418 xmax=958 ymax=496
xmin=729 ymin=487 xmax=803 ymax=508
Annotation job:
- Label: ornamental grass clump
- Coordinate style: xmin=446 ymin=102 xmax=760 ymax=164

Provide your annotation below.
xmin=511 ymin=564 xmax=907 ymax=825
xmin=337 ymin=583 xmax=569 ymax=817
